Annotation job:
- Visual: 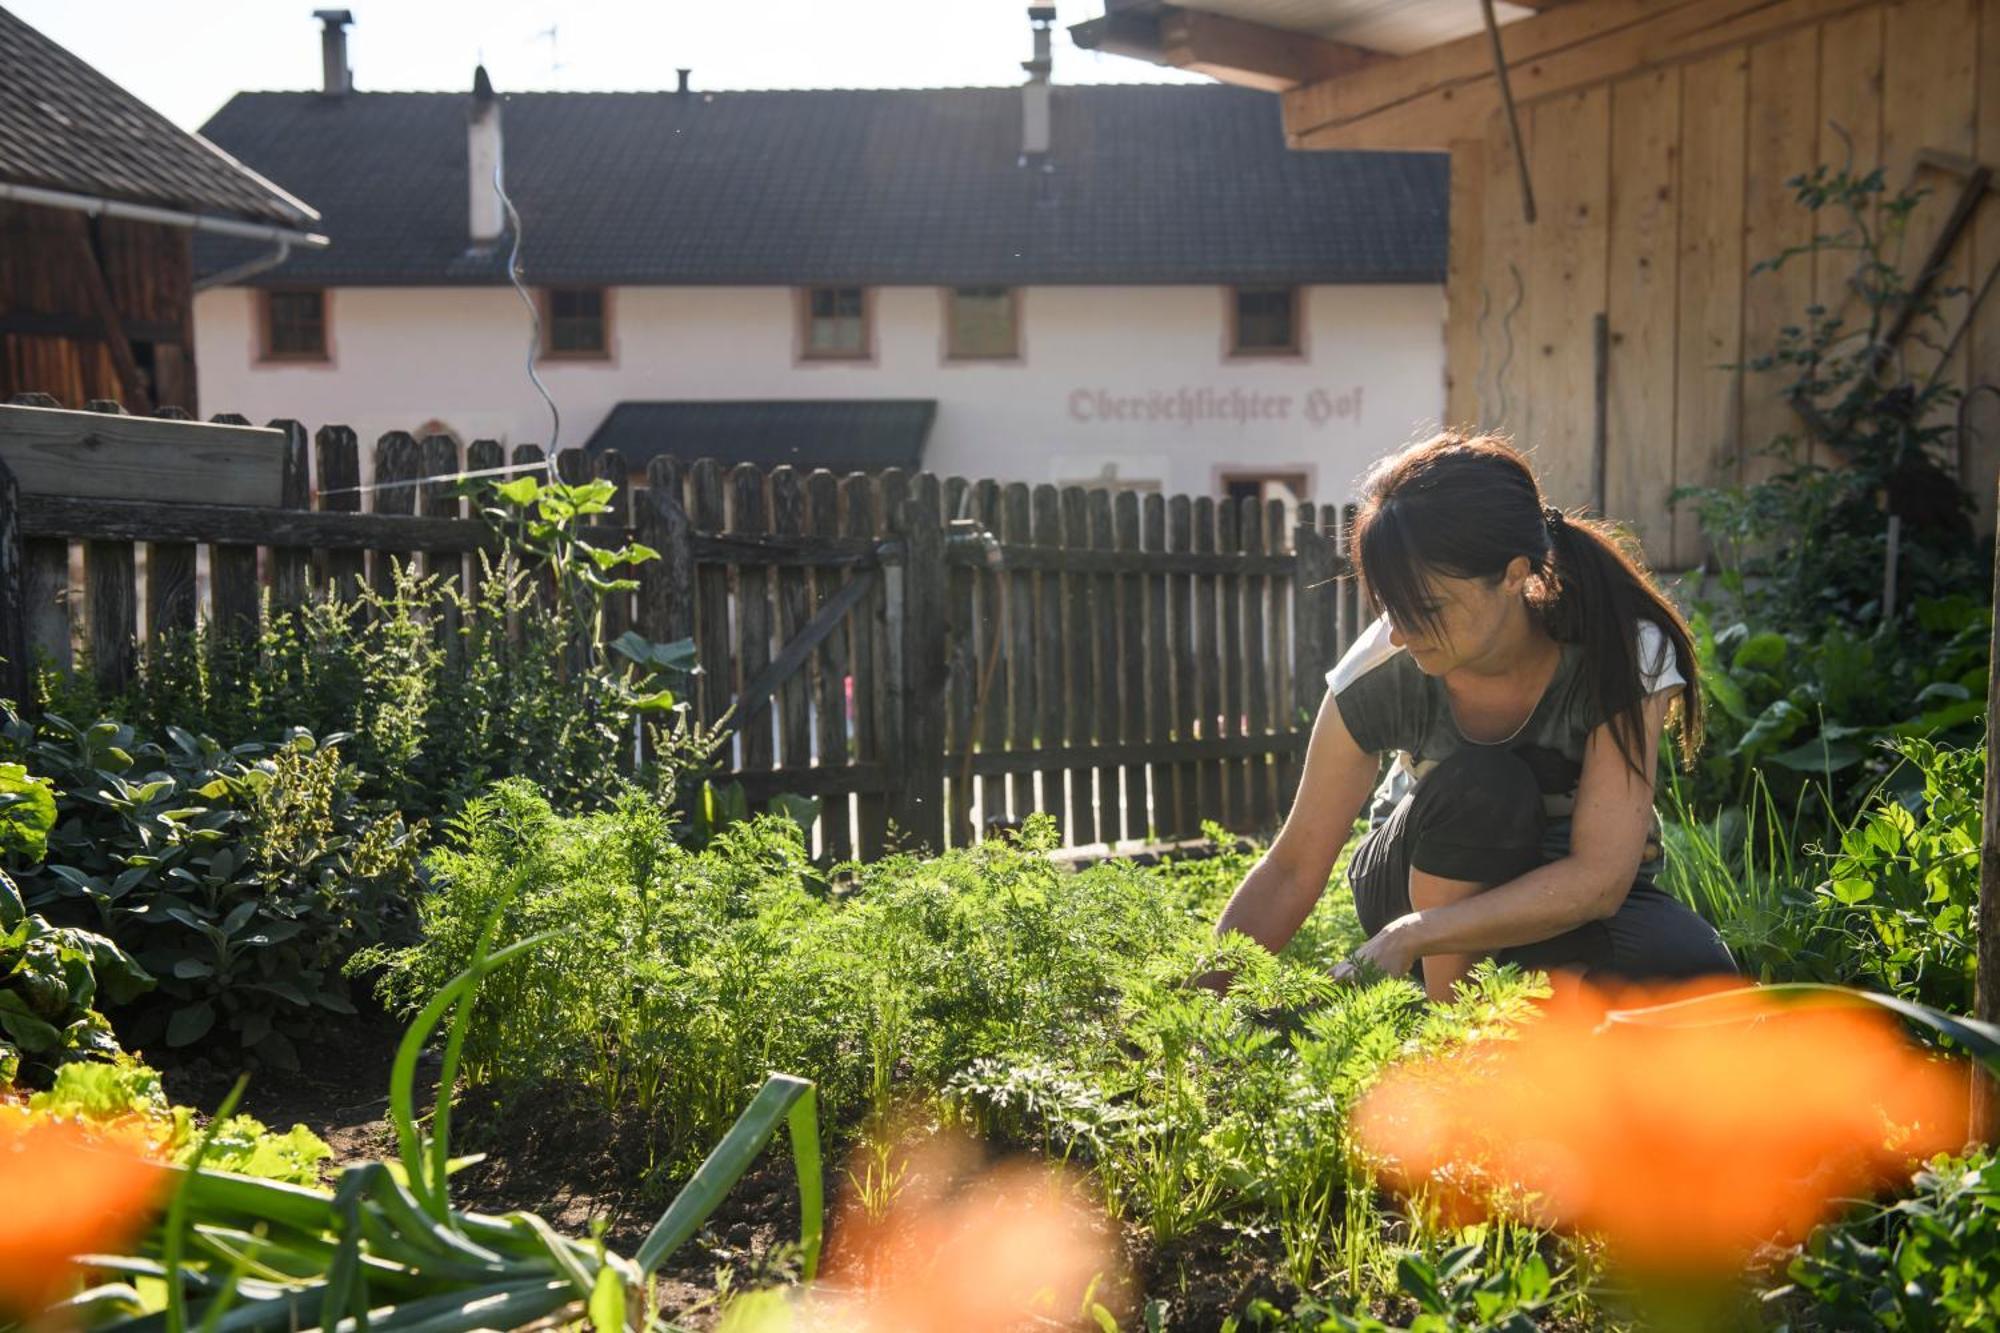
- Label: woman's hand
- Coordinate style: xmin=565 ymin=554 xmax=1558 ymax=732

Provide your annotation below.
xmin=1334 ymin=911 xmax=1425 ymax=984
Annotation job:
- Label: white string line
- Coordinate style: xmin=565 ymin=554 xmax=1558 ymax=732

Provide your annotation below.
xmin=316 ymin=458 xmax=568 ymax=499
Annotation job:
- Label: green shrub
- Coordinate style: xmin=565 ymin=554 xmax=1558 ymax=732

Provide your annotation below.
xmin=1673 ymin=163 xmax=1983 ymax=636
xmin=39 ymin=478 xmax=703 ymax=826
xmin=1681 ymin=597 xmax=1987 ymax=819
xmin=1783 ymin=1150 xmax=2000 ymax=1330
xmin=1662 ymin=736 xmax=1980 ymax=1012
xmin=2 ymin=712 xmax=422 ymax=1067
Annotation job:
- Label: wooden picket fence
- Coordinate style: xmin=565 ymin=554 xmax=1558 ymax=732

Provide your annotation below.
xmin=0 ymin=395 xmax=1364 ymax=856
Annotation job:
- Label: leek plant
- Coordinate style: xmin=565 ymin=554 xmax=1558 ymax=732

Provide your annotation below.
xmin=35 ymin=914 xmax=821 ymax=1333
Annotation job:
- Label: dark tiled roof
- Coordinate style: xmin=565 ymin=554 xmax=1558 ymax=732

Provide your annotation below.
xmin=195 ymin=83 xmax=1445 ymax=286
xmin=584 ymin=400 xmax=936 ymax=472
xmin=0 ymin=6 xmax=314 ymax=227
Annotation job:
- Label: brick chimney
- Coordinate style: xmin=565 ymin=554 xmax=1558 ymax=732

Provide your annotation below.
xmin=468 ymin=65 xmax=504 ymax=245
xmin=1022 ymin=6 xmax=1055 ymax=161
xmin=313 ymin=9 xmax=353 ymax=98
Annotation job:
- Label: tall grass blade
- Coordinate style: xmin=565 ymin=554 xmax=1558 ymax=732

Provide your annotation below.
xmin=387 ymin=930 xmax=553 ymax=1220
xmin=165 ymin=1075 xmax=248 ymax=1333
xmin=429 ymin=870 xmax=537 ymax=1219
xmin=788 ymin=1085 xmax=824 ymax=1281
xmin=633 ymin=1073 xmax=815 ymax=1277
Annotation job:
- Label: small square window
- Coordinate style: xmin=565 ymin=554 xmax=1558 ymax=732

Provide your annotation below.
xmin=804 ymin=286 xmax=869 ymax=359
xmin=263 ymin=289 xmax=326 ymax=359
xmin=946 ymin=287 xmax=1018 ymax=360
xmin=543 ymin=287 xmax=608 ymax=357
xmin=1231 ymin=287 xmax=1299 ymax=356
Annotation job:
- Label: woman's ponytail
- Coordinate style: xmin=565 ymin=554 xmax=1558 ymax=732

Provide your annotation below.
xmin=1539 ymin=506 xmax=1703 ymax=778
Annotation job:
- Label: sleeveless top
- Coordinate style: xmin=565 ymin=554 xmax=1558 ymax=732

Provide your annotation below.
xmin=1325 ymin=618 xmax=1686 ymax=872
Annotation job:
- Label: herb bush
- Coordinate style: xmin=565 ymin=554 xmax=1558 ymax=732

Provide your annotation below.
xmin=369 ymin=787 xmax=1593 ymax=1324
xmin=40 ymin=478 xmax=706 ymax=826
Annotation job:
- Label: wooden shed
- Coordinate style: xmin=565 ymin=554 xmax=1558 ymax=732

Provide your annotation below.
xmin=0 ymin=7 xmax=325 ymax=415
xmin=1078 ymin=0 xmax=2000 ymax=567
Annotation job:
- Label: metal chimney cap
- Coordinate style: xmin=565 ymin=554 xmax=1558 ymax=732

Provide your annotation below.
xmin=1028 ymin=5 xmax=1057 ymax=20
xmin=473 ymin=64 xmax=495 ymax=100
xmin=313 ymin=9 xmax=355 ymax=25
xmin=676 ymin=68 xmax=693 ymax=93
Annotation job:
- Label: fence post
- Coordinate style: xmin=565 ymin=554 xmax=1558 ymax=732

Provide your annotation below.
xmin=1293 ymin=503 xmax=1335 ymax=721
xmin=636 ymin=457 xmax=692 ymax=648
xmin=1976 ymin=474 xmax=2000 ymax=1136
xmin=85 ymin=401 xmax=137 ymax=691
xmin=888 ymin=475 xmax=946 ymax=852
xmin=270 ymin=419 xmax=311 ymax=617
xmin=0 ymin=456 xmax=28 ymax=707
xmin=8 ymin=395 xmax=71 ymax=677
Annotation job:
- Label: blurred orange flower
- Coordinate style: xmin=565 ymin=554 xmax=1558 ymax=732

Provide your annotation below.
xmin=1352 ymin=978 xmax=1973 ymax=1274
xmin=0 ymin=1108 xmax=166 ymax=1313
xmin=784 ymin=1131 xmax=1119 ymax=1332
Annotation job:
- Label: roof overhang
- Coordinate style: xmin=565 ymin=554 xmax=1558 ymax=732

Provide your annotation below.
xmin=1074 ymin=0 xmax=1853 ymax=152
xmin=0 ymin=181 xmax=330 ymax=249
xmin=584 ymin=399 xmax=936 ymax=474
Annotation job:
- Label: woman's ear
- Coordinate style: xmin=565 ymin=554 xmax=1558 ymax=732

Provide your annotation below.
xmin=1503 ymin=554 xmax=1534 ymax=594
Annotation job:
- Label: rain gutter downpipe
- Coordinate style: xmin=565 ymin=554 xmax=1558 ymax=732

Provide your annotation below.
xmin=0 ymin=181 xmax=329 ymax=290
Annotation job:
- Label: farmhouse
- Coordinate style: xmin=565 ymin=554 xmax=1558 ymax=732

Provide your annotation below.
xmin=191 ymin=9 xmax=1449 ymax=505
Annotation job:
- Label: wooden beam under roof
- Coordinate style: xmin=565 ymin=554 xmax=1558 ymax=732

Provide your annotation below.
xmin=1070 ymin=4 xmax=1385 ymax=93
xmin=1279 ymin=0 xmax=1877 ymax=152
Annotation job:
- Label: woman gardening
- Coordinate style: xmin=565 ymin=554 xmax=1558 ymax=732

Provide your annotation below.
xmin=1215 ymin=432 xmax=1735 ymax=1001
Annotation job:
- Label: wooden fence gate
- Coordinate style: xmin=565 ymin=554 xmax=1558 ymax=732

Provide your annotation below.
xmin=0 ymin=395 xmax=1364 ymax=856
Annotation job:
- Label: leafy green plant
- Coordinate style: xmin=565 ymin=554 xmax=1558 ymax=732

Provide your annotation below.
xmin=2 ymin=713 xmax=421 ymax=1066
xmin=1811 ymin=737 xmax=1981 ymax=1012
xmin=1682 ymin=597 xmax=1987 ymax=818
xmin=368 ymin=789 xmax=1586 ymax=1320
xmin=0 ymin=759 xmax=151 ymax=1086
xmin=1782 ymin=1149 xmax=2000 ymax=1330
xmin=24 ymin=1061 xmax=332 ymax=1187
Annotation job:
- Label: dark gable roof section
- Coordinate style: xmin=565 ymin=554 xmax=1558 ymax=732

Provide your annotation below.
xmin=584 ymin=400 xmax=937 ymax=473
xmin=0 ymin=6 xmax=315 ymax=227
xmin=196 ymin=83 xmax=1445 ymax=286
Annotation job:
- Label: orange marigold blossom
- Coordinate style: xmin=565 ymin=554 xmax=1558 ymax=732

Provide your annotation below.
xmin=1351 ymin=976 xmax=1973 ymax=1273
xmin=774 ymin=1130 xmax=1119 ymax=1332
xmin=0 ymin=1106 xmax=167 ymax=1313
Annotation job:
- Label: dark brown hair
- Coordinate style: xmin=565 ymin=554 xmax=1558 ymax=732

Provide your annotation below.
xmin=1349 ymin=431 xmax=1702 ymax=776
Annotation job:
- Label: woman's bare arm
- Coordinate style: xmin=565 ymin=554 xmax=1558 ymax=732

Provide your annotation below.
xmin=1211 ymin=689 xmax=1382 ymax=957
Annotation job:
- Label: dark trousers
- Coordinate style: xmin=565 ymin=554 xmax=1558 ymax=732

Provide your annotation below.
xmin=1348 ymin=747 xmax=1736 ymax=982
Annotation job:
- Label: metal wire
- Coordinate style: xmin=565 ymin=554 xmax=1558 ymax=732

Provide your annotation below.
xmin=316 ymin=158 xmax=562 ymax=499
xmin=494 ymin=158 xmax=561 ymax=472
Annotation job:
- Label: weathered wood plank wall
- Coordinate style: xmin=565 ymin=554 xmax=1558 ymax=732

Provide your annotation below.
xmin=1448 ymin=0 xmax=2000 ymax=567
